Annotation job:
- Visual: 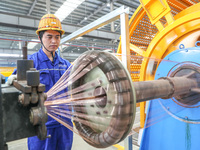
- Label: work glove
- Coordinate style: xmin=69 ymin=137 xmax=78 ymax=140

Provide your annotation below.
xmin=5 ymin=75 xmax=17 ymax=86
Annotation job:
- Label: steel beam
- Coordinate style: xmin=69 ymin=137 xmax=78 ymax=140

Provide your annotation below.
xmin=60 ymin=6 xmax=129 ymax=45
xmin=78 ymin=0 xmax=119 ymax=26
xmin=120 ymin=12 xmax=130 ymax=71
xmin=78 ymin=4 xmax=107 ymax=25
xmin=0 ymin=12 xmax=120 ymax=41
xmin=116 ymin=0 xmax=140 ymax=9
xmin=0 ymin=77 xmax=4 ymax=150
xmin=46 ymin=0 xmax=51 ymax=14
xmin=28 ymin=0 xmax=38 ymax=16
xmin=110 ymin=0 xmax=115 ymax=32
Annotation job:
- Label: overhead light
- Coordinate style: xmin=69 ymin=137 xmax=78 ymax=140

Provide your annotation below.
xmin=84 ymin=17 xmax=87 ymax=20
xmin=76 ymin=37 xmax=83 ymax=40
xmin=107 ymin=3 xmax=110 ymax=7
xmin=0 ymin=54 xmax=21 ymax=57
xmin=103 ymin=49 xmax=113 ymax=52
xmin=55 ymin=0 xmax=85 ymax=22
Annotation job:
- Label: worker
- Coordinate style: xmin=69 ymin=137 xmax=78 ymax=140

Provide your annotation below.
xmin=10 ymin=14 xmax=73 ymax=150
xmin=28 ymin=14 xmax=73 ymax=150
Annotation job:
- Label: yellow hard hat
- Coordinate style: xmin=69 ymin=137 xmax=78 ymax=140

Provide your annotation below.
xmin=36 ymin=14 xmax=65 ymax=35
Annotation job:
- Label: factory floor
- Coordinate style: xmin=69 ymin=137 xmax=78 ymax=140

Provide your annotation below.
xmin=7 ymin=135 xmax=139 ymax=150
xmin=7 ymin=107 xmax=141 ymax=150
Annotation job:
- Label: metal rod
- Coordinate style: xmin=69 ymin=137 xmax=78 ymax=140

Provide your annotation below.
xmin=110 ymin=0 xmax=115 ymax=32
xmin=22 ymin=41 xmax=27 ymax=60
xmin=120 ymin=12 xmax=130 ymax=72
xmin=46 ymin=0 xmax=51 ymax=14
xmin=0 ymin=77 xmax=4 ymax=150
xmin=134 ymin=77 xmax=198 ymax=103
xmin=60 ymin=6 xmax=129 ymax=45
xmin=191 ymin=88 xmax=200 ymax=93
xmin=28 ymin=0 xmax=38 ymax=16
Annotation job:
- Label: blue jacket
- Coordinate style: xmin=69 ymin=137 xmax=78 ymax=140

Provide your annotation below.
xmin=13 ymin=48 xmax=72 ymax=128
xmin=28 ymin=48 xmax=71 ymax=128
xmin=27 ymin=48 xmax=73 ymax=150
xmin=14 ymin=48 xmax=73 ymax=150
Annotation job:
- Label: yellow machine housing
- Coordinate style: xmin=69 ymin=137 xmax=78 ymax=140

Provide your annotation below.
xmin=117 ymin=0 xmax=200 ymax=127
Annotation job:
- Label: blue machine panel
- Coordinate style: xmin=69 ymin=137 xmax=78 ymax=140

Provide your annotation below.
xmin=140 ymin=46 xmax=200 ymax=150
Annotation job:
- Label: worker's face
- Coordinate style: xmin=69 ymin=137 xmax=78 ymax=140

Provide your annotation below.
xmin=41 ymin=30 xmax=61 ymax=52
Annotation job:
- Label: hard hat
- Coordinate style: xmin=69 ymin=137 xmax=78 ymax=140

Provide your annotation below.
xmin=36 ymin=14 xmax=65 ymax=35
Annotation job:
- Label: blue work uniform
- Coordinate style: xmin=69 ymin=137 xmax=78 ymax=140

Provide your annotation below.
xmin=26 ymin=48 xmax=73 ymax=150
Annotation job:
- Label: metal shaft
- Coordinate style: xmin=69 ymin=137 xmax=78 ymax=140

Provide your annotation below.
xmin=134 ymin=77 xmax=198 ymax=103
xmin=22 ymin=41 xmax=27 ymax=60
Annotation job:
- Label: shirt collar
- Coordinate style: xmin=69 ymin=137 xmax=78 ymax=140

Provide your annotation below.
xmin=38 ymin=48 xmax=49 ymax=62
xmin=38 ymin=48 xmax=64 ymax=64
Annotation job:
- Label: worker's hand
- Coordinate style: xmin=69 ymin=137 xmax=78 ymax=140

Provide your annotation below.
xmin=5 ymin=75 xmax=17 ymax=86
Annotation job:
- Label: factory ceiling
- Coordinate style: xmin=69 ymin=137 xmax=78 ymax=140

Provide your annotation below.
xmin=0 ymin=0 xmax=140 ymax=65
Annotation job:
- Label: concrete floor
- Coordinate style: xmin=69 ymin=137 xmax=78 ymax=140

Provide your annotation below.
xmin=7 ymin=134 xmax=139 ymax=150
xmin=7 ymin=108 xmax=141 ymax=150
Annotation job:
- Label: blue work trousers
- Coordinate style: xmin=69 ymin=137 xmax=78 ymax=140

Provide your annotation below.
xmin=28 ymin=125 xmax=73 ymax=150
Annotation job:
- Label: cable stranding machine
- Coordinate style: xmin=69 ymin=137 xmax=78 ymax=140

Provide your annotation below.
xmin=61 ymin=0 xmax=200 ymax=148
xmin=117 ymin=0 xmax=200 ymax=149
xmin=118 ymin=0 xmax=200 ymax=128
xmin=1 ymin=1 xmax=200 ymax=149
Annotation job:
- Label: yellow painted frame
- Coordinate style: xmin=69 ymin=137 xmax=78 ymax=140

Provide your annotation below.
xmin=117 ymin=2 xmax=200 ymax=128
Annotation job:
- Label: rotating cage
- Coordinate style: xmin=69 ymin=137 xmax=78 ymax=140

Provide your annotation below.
xmin=69 ymin=50 xmax=136 ymax=148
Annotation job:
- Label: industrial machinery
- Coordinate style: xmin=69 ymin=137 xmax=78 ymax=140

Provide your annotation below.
xmin=67 ymin=49 xmax=200 ymax=148
xmin=116 ymin=0 xmax=200 ymax=149
xmin=1 ymin=0 xmax=200 ymax=150
xmin=0 ymin=47 xmax=48 ymax=150
xmin=1 ymin=49 xmax=200 ymax=149
xmin=2 ymin=47 xmax=200 ymax=149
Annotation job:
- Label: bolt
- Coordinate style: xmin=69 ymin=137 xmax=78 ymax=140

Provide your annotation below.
xmin=96 ymin=112 xmax=101 ymax=115
xmin=103 ymin=110 xmax=108 ymax=114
